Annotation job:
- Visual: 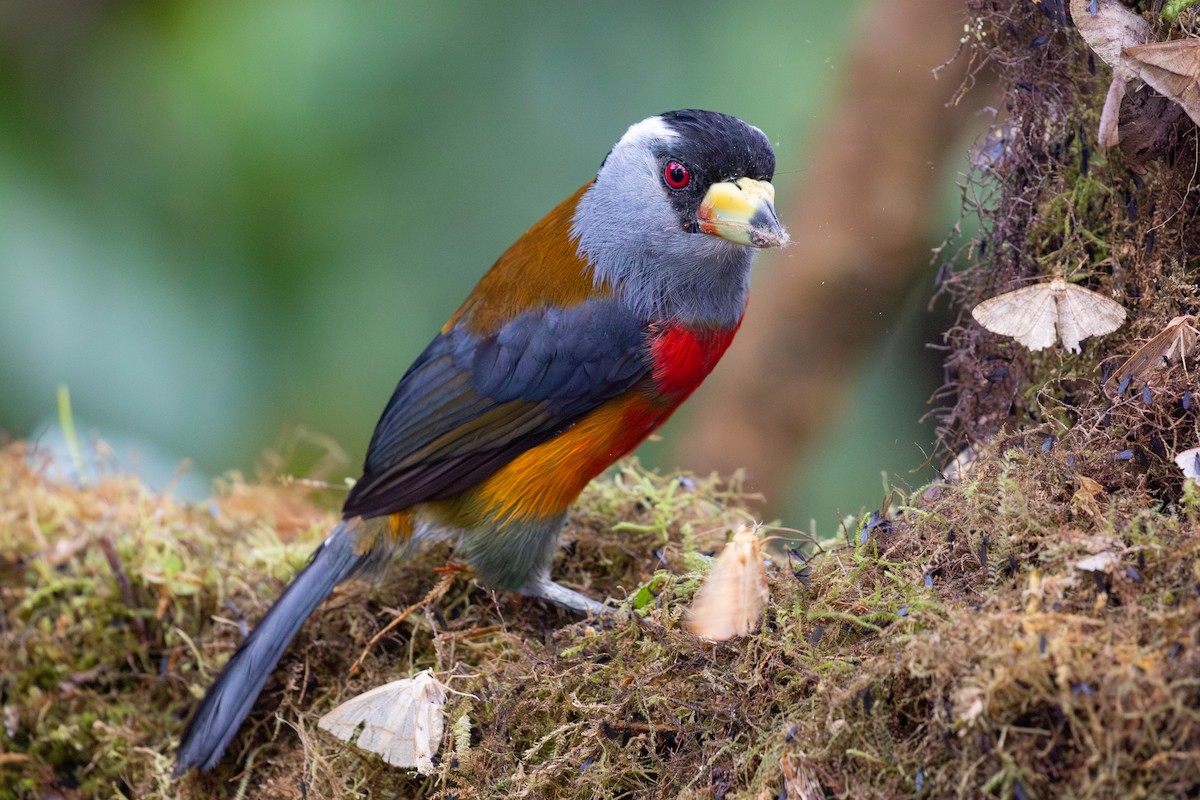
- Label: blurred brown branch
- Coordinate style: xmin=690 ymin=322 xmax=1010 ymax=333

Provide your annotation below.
xmin=676 ymin=0 xmax=996 ymax=513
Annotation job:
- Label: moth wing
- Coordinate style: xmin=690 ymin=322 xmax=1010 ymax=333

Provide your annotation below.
xmin=318 ymin=669 xmax=447 ymax=773
xmin=684 ymin=528 xmax=768 ymax=641
xmin=1174 ymin=446 xmax=1200 ymax=480
xmin=318 ymin=681 xmax=400 ymax=741
xmin=409 ymin=672 xmax=447 ymax=773
xmin=1055 ymin=282 xmax=1126 ymax=353
xmin=1164 ymin=316 xmax=1200 ymax=365
xmin=972 ymin=284 xmax=1060 ymax=351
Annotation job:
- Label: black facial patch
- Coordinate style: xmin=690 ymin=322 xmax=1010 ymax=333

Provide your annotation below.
xmin=655 ymin=109 xmax=777 ymax=230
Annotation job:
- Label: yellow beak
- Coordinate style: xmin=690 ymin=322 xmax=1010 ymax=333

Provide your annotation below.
xmin=697 ymin=177 xmax=788 ymax=248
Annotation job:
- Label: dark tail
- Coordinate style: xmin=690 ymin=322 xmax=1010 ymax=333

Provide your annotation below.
xmin=174 ymin=522 xmax=364 ymax=774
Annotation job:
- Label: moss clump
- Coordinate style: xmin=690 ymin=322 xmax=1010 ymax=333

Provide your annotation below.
xmin=3 ymin=428 xmax=1199 ymax=798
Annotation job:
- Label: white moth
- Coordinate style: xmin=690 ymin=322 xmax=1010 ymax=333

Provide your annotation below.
xmin=971 ymin=278 xmax=1126 ymax=353
xmin=684 ymin=526 xmax=769 ymax=641
xmin=1174 ymin=446 xmax=1200 ymax=480
xmin=1074 ymin=551 xmax=1118 ymax=573
xmin=318 ymin=669 xmax=447 ymax=773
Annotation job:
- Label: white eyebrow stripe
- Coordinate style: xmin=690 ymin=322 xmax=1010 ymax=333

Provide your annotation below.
xmin=616 ymin=116 xmax=677 ymax=149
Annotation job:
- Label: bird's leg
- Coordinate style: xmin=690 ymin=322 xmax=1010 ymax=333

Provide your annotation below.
xmin=518 ymin=577 xmax=612 ymax=617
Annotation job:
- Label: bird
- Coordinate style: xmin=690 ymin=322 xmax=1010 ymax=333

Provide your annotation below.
xmin=174 ymin=109 xmax=787 ymax=774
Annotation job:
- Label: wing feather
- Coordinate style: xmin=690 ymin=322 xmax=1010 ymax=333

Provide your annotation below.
xmin=343 ymin=298 xmax=650 ymax=518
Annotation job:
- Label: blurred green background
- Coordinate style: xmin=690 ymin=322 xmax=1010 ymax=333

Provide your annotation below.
xmin=0 ymin=0 xmax=950 ymax=533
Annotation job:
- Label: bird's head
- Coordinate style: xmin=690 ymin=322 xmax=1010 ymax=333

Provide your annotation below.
xmin=571 ymin=109 xmax=787 ymax=326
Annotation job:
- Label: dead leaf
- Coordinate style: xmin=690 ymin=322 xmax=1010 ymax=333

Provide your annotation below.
xmin=1124 ymin=39 xmax=1200 ymax=127
xmin=971 ymin=278 xmax=1126 ymax=352
xmin=1072 ymin=475 xmax=1106 ymax=519
xmin=1119 ymin=86 xmax=1188 ymax=170
xmin=684 ymin=525 xmax=769 ymax=641
xmin=1106 ymin=315 xmax=1199 ymax=396
xmin=1099 ymin=73 xmax=1126 ymax=147
xmin=1071 ymin=0 xmax=1153 ymax=146
xmin=1077 ymin=475 xmax=1103 ymax=497
xmin=1071 ymin=0 xmax=1152 ymax=80
xmin=781 ymin=752 xmax=824 ymax=800
xmin=318 ymin=669 xmax=447 ymax=773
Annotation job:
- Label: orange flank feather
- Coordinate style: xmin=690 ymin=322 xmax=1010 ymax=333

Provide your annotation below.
xmin=347 ymin=510 xmax=416 ymax=556
xmin=463 ymin=392 xmax=670 ymax=523
xmin=444 ymin=183 xmax=602 ymax=335
xmin=388 ymin=509 xmax=415 ymax=540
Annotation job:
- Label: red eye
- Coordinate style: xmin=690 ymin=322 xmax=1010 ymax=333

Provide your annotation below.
xmin=663 ymin=160 xmax=690 ymax=189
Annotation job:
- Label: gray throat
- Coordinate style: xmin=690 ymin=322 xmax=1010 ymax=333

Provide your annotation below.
xmin=570 ymin=182 xmax=754 ymax=328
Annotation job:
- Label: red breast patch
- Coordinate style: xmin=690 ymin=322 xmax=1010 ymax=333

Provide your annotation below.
xmin=649 ymin=322 xmax=741 ymax=398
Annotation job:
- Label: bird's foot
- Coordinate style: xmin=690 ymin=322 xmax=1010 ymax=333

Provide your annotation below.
xmin=518 ymin=579 xmax=612 ymax=617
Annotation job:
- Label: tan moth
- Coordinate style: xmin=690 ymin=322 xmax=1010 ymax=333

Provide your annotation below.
xmin=1106 ymin=314 xmax=1199 ymax=395
xmin=971 ymin=278 xmax=1126 ymax=353
xmin=684 ymin=526 xmax=769 ymax=641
